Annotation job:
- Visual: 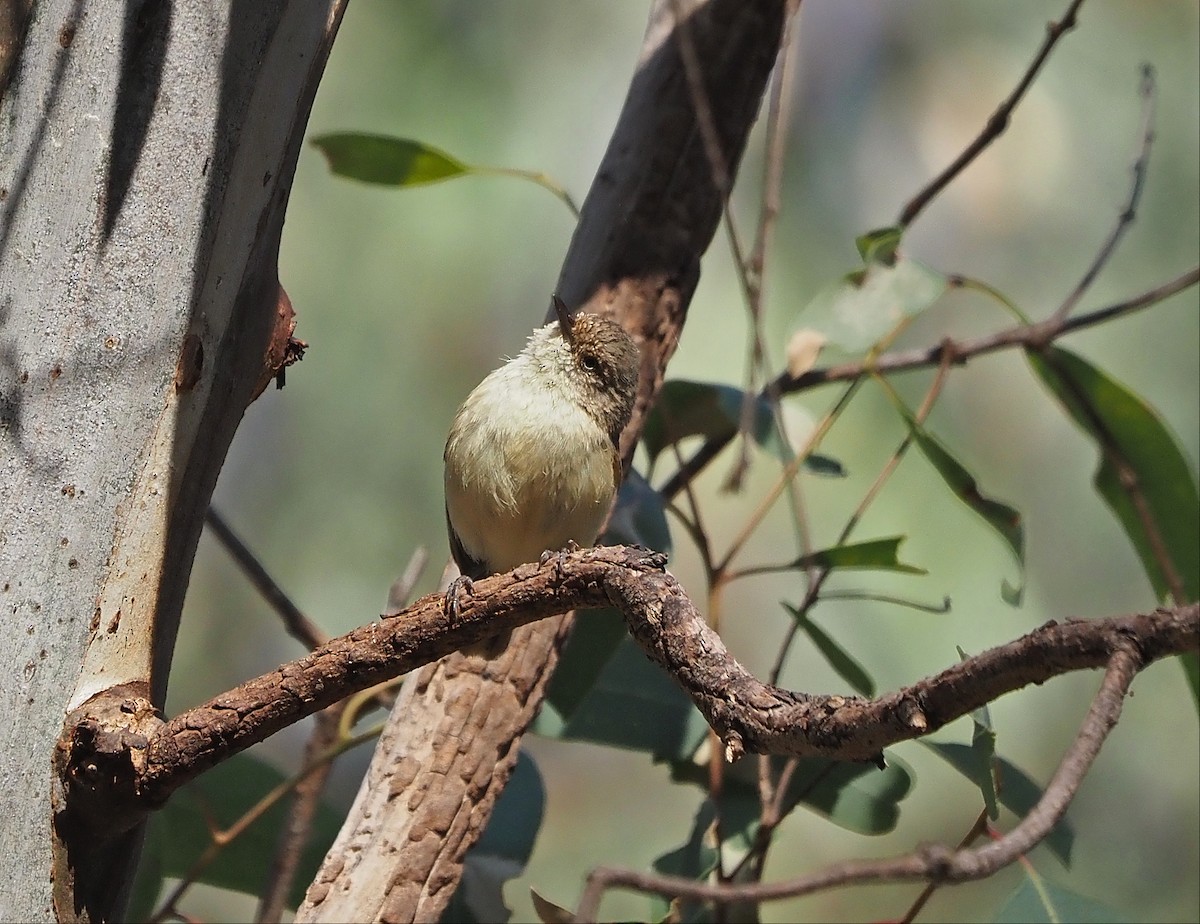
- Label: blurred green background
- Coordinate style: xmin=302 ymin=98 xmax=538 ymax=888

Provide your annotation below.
xmin=168 ymin=2 xmax=1198 ymax=921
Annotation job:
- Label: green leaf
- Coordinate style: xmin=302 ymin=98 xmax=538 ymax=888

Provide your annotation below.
xmin=532 ymin=618 xmax=708 ymax=763
xmin=782 ymin=604 xmax=876 ymax=696
xmin=530 ymin=889 xmax=578 ymax=924
xmin=924 ymin=742 xmax=1074 ymax=865
xmin=671 ymin=753 xmax=913 ymax=838
xmin=799 ymin=256 xmax=948 ymax=353
xmin=650 ymin=801 xmax=719 ymax=923
xmin=311 ymin=133 xmax=469 ymax=186
xmin=855 ymin=225 xmax=903 ymax=265
xmin=795 ymin=536 xmax=927 ymax=575
xmin=901 ymin=411 xmax=1025 ymax=604
xmin=444 ymin=750 xmax=545 ymax=923
xmin=605 ymin=467 xmax=672 ymax=554
xmin=1181 ymin=651 xmax=1200 ymax=711
xmin=1027 ymin=346 xmax=1200 ymax=606
xmin=642 ymin=380 xmax=843 ymax=477
xmin=137 ymin=752 xmax=343 ymax=911
xmin=993 ymin=878 xmax=1124 ymax=924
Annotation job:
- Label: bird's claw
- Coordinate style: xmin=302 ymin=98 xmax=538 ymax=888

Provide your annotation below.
xmin=445 ymin=574 xmax=475 ymax=622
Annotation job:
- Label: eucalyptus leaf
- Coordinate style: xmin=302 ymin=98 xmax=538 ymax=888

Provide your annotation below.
xmin=311 ymin=133 xmax=468 ymax=186
xmin=901 ymin=411 xmax=1025 ymax=604
xmin=993 ymin=878 xmax=1122 ymax=923
xmin=794 ymin=535 xmax=926 ymax=575
xmin=650 ymin=801 xmax=719 ymax=923
xmin=605 ymin=467 xmax=672 ymax=555
xmin=783 ymin=603 xmax=876 ymax=696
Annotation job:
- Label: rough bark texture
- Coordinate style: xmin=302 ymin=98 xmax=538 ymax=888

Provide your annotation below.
xmin=0 ymin=2 xmax=343 ymax=920
xmin=295 ymin=1 xmax=788 ymax=921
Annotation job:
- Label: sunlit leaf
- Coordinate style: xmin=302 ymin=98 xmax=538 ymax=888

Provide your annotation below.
xmin=783 ymin=604 xmax=876 ymax=696
xmin=444 ymin=750 xmax=545 ymax=923
xmin=993 ymin=878 xmax=1122 ymax=923
xmin=785 ymin=328 xmax=828 ymax=378
xmin=1027 ymin=347 xmax=1199 ymax=606
xmin=901 ymin=411 xmax=1025 ymax=604
xmin=799 ymin=256 xmax=947 ymax=353
xmin=311 ymin=133 xmax=468 ymax=186
xmin=924 ymin=742 xmax=1073 ymax=865
xmin=530 ymin=889 xmax=577 ymax=924
xmin=794 ymin=536 xmax=926 ymax=575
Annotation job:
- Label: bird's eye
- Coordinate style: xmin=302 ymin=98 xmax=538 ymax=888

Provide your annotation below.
xmin=581 ymin=354 xmax=601 ymax=373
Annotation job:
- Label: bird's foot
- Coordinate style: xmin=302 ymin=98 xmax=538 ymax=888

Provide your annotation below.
xmin=539 ymin=541 xmax=581 ymax=582
xmin=444 ymin=574 xmax=475 ymax=622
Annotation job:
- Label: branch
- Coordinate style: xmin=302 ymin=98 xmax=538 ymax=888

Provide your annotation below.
xmin=54 ymin=546 xmax=1198 ymax=838
xmin=897 ymin=0 xmax=1084 ymax=227
xmin=660 ymin=267 xmax=1200 ymax=499
xmin=576 ymin=641 xmax=1143 ymax=921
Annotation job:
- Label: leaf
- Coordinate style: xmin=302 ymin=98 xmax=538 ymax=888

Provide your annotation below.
xmin=444 ymin=750 xmax=546 ymax=923
xmin=532 ymin=619 xmax=709 ymax=763
xmin=923 ymin=742 xmax=1074 ymax=865
xmin=530 ymin=889 xmax=578 ymax=924
xmin=311 ymin=133 xmax=469 ymax=186
xmin=642 ymin=380 xmax=774 ymax=465
xmin=782 ymin=604 xmax=876 ymax=696
xmin=901 ymin=411 xmax=1025 ymax=604
xmin=993 ymin=879 xmax=1124 ymax=924
xmin=650 ymin=801 xmax=719 ymax=923
xmin=794 ymin=536 xmax=927 ymax=575
xmin=136 ymin=752 xmax=343 ymax=911
xmin=1027 ymin=346 xmax=1199 ymax=606
xmin=798 ymin=256 xmax=948 ymax=353
xmin=855 ymin=225 xmax=903 ymax=265
xmin=785 ymin=328 xmax=828 ymax=378
xmin=670 ymin=753 xmax=913 ymax=838
xmin=605 ymin=467 xmax=672 ymax=555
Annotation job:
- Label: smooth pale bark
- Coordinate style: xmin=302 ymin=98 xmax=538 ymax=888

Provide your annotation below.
xmin=295 ymin=1 xmax=790 ymax=920
xmin=0 ymin=2 xmax=343 ymax=920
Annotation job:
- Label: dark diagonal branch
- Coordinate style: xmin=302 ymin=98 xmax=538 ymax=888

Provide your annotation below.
xmin=54 ymin=545 xmax=1197 ymax=844
xmin=576 ymin=641 xmax=1143 ymax=921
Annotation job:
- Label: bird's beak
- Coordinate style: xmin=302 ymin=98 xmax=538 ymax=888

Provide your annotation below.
xmin=552 ymin=294 xmax=575 ymax=345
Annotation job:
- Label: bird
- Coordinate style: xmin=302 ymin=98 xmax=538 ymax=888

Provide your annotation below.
xmin=443 ymin=296 xmax=640 ymax=656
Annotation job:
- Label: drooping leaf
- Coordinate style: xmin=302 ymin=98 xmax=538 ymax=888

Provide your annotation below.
xmin=444 ymin=750 xmax=546 ymax=923
xmin=133 ymin=752 xmax=343 ymax=911
xmin=900 ymin=411 xmax=1025 ymax=604
xmin=530 ymin=889 xmax=578 ymax=924
xmin=605 ymin=467 xmax=672 ymax=555
xmin=1027 ymin=346 xmax=1199 ymax=606
xmin=311 ymin=133 xmax=469 ymax=186
xmin=782 ymin=604 xmax=876 ymax=696
xmin=993 ymin=878 xmax=1123 ymax=923
xmin=924 ymin=741 xmax=1074 ymax=865
xmin=798 ymin=255 xmax=948 ymax=353
xmin=794 ymin=536 xmax=927 ymax=575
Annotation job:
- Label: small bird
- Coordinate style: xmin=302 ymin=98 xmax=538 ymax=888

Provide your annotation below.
xmin=443 ymin=296 xmax=640 ymax=656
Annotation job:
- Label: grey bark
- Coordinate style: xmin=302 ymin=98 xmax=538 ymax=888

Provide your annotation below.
xmin=0 ymin=1 xmax=343 ymax=920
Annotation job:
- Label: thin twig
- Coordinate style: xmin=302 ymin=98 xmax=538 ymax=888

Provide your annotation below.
xmin=575 ymin=643 xmax=1142 ymax=921
xmin=1045 ymin=65 xmax=1157 ymax=328
xmin=898 ymin=0 xmax=1085 ymax=227
xmin=205 ymin=507 xmax=330 ymax=649
xmin=659 ymin=267 xmax=1199 ymax=501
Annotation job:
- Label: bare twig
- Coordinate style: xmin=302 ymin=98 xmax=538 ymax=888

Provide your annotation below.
xmin=898 ymin=0 xmax=1085 ymax=227
xmin=576 ymin=642 xmax=1142 ymax=921
xmin=1044 ymin=65 xmax=1157 ymax=328
xmin=205 ymin=507 xmax=330 ymax=649
xmin=660 ymin=267 xmax=1200 ymax=500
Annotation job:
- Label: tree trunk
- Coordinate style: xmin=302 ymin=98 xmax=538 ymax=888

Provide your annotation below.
xmin=0 ymin=2 xmax=344 ymax=919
